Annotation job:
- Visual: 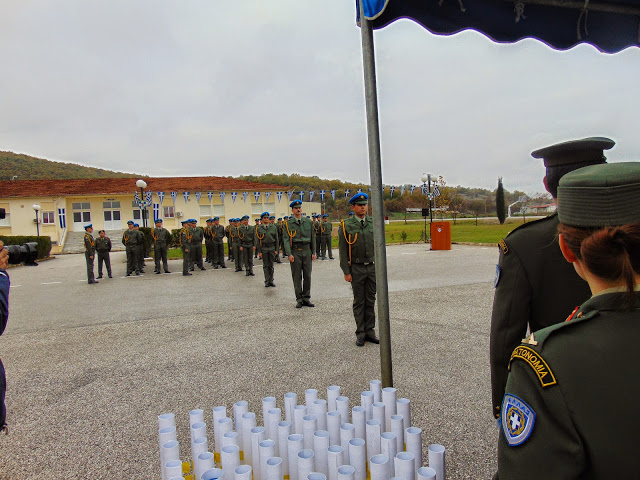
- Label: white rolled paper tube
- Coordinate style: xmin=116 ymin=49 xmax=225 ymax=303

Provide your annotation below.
xmin=266 ymin=457 xmax=284 ymax=480
xmin=302 ymin=414 xmax=318 ymax=450
xmin=351 ymin=407 xmax=366 ymax=441
xmin=327 ymin=386 xmax=341 ymax=412
xmin=196 ymin=452 xmax=215 ymax=480
xmin=370 ymin=380 xmax=382 ymax=403
xmin=169 ymin=477 xmax=185 ymax=480
xmin=417 ymin=467 xmax=436 ymax=480
xmin=216 ymin=418 xmax=234 ymax=464
xmin=234 ymin=401 xmax=249 ymax=447
xmin=371 ymin=403 xmax=385 ymax=430
xmin=396 ymin=399 xmax=411 ymax=432
xmin=335 ymin=396 xmax=350 ymax=424
xmin=236 ymin=464 xmax=253 ymax=480
xmin=348 ymin=438 xmax=366 ymax=480
xmin=278 ymin=421 xmax=292 ymax=478
xmin=159 ymin=425 xmax=177 ymax=476
xmin=405 ymin=427 xmax=422 ymax=467
xmin=381 ymin=388 xmax=397 ymax=433
xmin=192 ymin=422 xmax=207 ymax=447
xmin=294 ymin=405 xmax=307 ymax=435
xmin=268 ymin=408 xmax=283 ymax=445
xmin=222 ymin=444 xmax=241 ymax=477
xmin=263 ymin=397 xmax=277 ymax=426
xmin=260 ymin=440 xmax=277 ymax=480
xmin=191 ymin=409 xmax=205 ymax=426
xmin=223 ymin=431 xmax=239 ymax=448
xmin=337 ymin=465 xmax=355 ymax=480
xmin=360 ymin=391 xmax=374 ymax=421
xmin=339 ymin=423 xmax=355 ymax=465
xmin=159 ymin=413 xmax=176 ymax=429
xmin=313 ymin=400 xmax=328 ymax=430
xmin=369 ymin=454 xmax=389 ymax=480
xmin=297 ymin=449 xmax=315 ymax=480
xmin=380 ymin=432 xmax=397 ymax=473
xmin=202 ymin=467 xmax=224 ymax=480
xmin=427 ymin=444 xmax=445 ymax=480
xmin=313 ymin=430 xmax=330 ymax=475
xmin=213 ymin=407 xmax=227 ymax=449
xmin=287 ymin=434 xmax=304 ymax=480
xmin=394 ymin=452 xmax=415 ymax=480
xmin=285 ymin=392 xmax=298 ymax=423
xmin=305 ymin=389 xmax=318 ymax=408
xmin=390 ymin=416 xmax=404 ymax=454
xmin=365 ymin=419 xmax=381 ymax=463
xmin=162 ymin=439 xmax=180 ymax=465
xmin=165 ymin=459 xmax=183 ymax=480
xmin=242 ymin=412 xmax=257 ymax=464
xmin=326 ymin=411 xmax=341 ymax=446
xmin=326 ymin=445 xmax=344 ymax=480
xmin=192 ymin=437 xmax=209 ymax=480
xmin=308 ymin=473 xmax=326 ymax=480
xmin=251 ymin=427 xmax=267 ymax=480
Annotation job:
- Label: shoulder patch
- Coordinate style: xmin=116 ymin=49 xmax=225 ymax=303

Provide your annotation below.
xmin=494 ymin=265 xmax=501 ymax=288
xmin=498 ymin=239 xmax=509 ymax=255
xmin=509 ymin=346 xmax=557 ymax=387
xmin=501 ymin=394 xmax=536 ymax=446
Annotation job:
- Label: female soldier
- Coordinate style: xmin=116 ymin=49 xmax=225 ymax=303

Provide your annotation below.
xmin=497 ymin=162 xmax=640 ymax=479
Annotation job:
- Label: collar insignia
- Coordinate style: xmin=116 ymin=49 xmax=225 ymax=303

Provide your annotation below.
xmin=501 ymin=394 xmax=536 ymax=446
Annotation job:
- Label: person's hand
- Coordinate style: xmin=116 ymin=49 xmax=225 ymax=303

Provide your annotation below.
xmin=0 ymin=241 xmax=8 ymax=270
xmin=240 ymin=247 xmax=243 ymax=251
xmin=312 ymin=254 xmax=316 ymax=261
xmin=259 ymin=253 xmax=263 ymax=259
xmin=289 ymin=255 xmax=294 ymax=263
xmin=90 ymin=255 xmax=94 ymax=260
xmin=344 ymin=274 xmax=352 ymax=283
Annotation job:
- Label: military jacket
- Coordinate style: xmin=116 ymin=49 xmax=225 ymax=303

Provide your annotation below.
xmin=84 ymin=233 xmax=96 ymax=255
xmin=122 ymin=229 xmax=138 ymax=247
xmin=191 ymin=226 xmax=204 ymax=245
xmin=237 ymin=224 xmax=256 ymax=247
xmin=256 ymin=223 xmax=278 ymax=248
xmin=490 ymin=213 xmax=591 ymax=418
xmin=94 ymin=236 xmax=111 ymax=253
xmin=152 ymin=227 xmax=171 ymax=248
xmin=229 ymin=225 xmax=239 ymax=246
xmin=211 ymin=224 xmax=226 ymax=244
xmin=321 ymin=220 xmax=333 ymax=236
xmin=338 ymin=215 xmax=374 ymax=275
xmin=277 ymin=223 xmax=283 ymax=240
xmin=283 ymin=216 xmax=316 ymax=256
xmin=497 ymin=290 xmax=640 ymax=480
xmin=179 ymin=227 xmax=192 ymax=250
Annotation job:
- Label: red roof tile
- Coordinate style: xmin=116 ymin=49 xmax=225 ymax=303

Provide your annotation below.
xmin=0 ymin=177 xmax=289 ymax=198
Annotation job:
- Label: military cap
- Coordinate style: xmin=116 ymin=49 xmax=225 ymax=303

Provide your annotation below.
xmin=322 ymin=214 xmax=329 ymax=218
xmin=277 ymin=217 xmax=282 ymax=221
xmin=290 ymin=199 xmax=303 ymax=208
xmin=255 ymin=218 xmax=260 ymax=222
xmin=349 ymin=192 xmax=369 ymax=205
xmin=192 ymin=219 xmax=198 ymax=223
xmin=155 ymin=218 xmax=163 ymax=223
xmin=127 ymin=220 xmax=134 ymax=225
xmin=269 ymin=216 xmax=275 ymax=220
xmin=84 ymin=223 xmax=93 ymax=230
xmin=557 ymin=162 xmax=640 ymax=227
xmin=133 ymin=223 xmax=139 ymax=227
xmin=348 ymin=212 xmax=354 ymax=216
xmin=206 ymin=218 xmax=213 ymax=222
xmin=181 ymin=219 xmax=189 ymax=224
xmin=213 ymin=216 xmax=220 ymax=221
xmin=241 ymin=215 xmax=249 ymax=220
xmin=531 ymin=137 xmax=615 ymax=167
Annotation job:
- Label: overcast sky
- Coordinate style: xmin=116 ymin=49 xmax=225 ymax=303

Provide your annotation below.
xmin=2 ymin=1 xmax=639 ymax=194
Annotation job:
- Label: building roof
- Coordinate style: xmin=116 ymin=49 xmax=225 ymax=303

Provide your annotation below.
xmin=0 ymin=176 xmax=288 ymax=198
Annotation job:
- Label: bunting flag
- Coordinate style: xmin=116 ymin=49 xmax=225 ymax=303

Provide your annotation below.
xmin=299 ymin=191 xmax=305 ymax=200
xmin=170 ymin=191 xmax=178 ymax=204
xmin=277 ymin=191 xmax=283 ymax=202
xmin=421 ymin=186 xmax=428 ymax=195
xmin=231 ymin=192 xmax=237 ymax=203
xmin=357 ymin=188 xmax=363 ymax=194
xmin=195 ymin=192 xmax=202 ymax=203
xmin=287 ymin=191 xmax=294 ymax=200
xmin=153 ymin=203 xmax=160 ymax=221
xmin=345 ymin=189 xmax=351 ymax=199
xmin=330 ymin=190 xmax=336 ymax=200
xmin=433 ymin=185 xmax=441 ymax=197
xmin=219 ymin=192 xmax=226 ymax=203
xmin=242 ymin=192 xmax=249 ymax=203
xmin=134 ymin=191 xmax=140 ymax=203
xmin=309 ymin=190 xmax=315 ymax=201
xmin=183 ymin=192 xmax=190 ymax=203
xmin=389 ymin=186 xmax=395 ymax=198
xmin=254 ymin=192 xmax=261 ymax=202
xmin=400 ymin=185 xmax=405 ymax=196
xmin=319 ymin=190 xmax=326 ymax=201
xmin=265 ymin=192 xmax=271 ymax=202
xmin=410 ymin=185 xmax=416 ymax=195
xmin=208 ymin=191 xmax=214 ymax=202
xmin=145 ymin=192 xmax=152 ymax=205
xmin=158 ymin=191 xmax=165 ymax=204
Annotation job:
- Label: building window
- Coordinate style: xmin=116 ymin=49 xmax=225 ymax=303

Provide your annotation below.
xmin=0 ymin=213 xmax=9 ymax=226
xmin=133 ymin=210 xmax=150 ymax=220
xmin=73 ymin=211 xmax=91 ymax=223
xmin=213 ymin=205 xmax=225 ymax=216
xmin=163 ymin=206 xmax=175 ymax=218
xmin=264 ymin=203 xmax=275 ymax=215
xmin=251 ymin=203 xmax=263 ymax=215
xmin=42 ymin=211 xmax=55 ymax=224
xmin=103 ymin=201 xmax=121 ymax=209
xmin=199 ymin=205 xmax=212 ymax=218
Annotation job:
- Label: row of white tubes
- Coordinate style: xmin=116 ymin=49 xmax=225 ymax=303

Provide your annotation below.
xmin=158 ymin=381 xmax=445 ymax=480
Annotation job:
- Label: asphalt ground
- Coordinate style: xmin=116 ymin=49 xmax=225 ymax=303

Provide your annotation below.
xmin=1 ymin=243 xmax=500 ymax=479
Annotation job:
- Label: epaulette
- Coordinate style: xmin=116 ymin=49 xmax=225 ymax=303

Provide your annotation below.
xmin=528 ymin=308 xmax=599 ymax=347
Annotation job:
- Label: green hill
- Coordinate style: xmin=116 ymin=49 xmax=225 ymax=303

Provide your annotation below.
xmin=0 ymin=151 xmax=142 ymax=180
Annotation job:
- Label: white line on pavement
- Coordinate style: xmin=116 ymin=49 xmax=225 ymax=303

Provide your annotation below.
xmin=41 ymin=282 xmax=62 ymax=285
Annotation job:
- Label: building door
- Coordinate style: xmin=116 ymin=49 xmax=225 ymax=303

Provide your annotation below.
xmin=72 ymin=202 xmax=91 ymax=231
xmin=103 ymin=201 xmax=122 ymax=230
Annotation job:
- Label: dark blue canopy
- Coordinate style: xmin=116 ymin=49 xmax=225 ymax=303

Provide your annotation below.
xmin=359 ymin=0 xmax=640 ymax=53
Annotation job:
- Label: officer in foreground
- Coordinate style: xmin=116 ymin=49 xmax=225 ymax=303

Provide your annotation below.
xmin=210 ymin=217 xmax=227 ymax=269
xmin=83 ymin=223 xmax=98 ymax=284
xmin=496 ymin=162 xmax=640 ymax=479
xmin=338 ymin=193 xmax=379 ymax=346
xmin=95 ymin=230 xmax=113 ymax=279
xmin=490 ymin=137 xmax=613 ymax=419
xmin=122 ymin=220 xmax=140 ymax=276
xmin=283 ymin=200 xmax=316 ymax=308
xmin=152 ymin=218 xmax=171 ymax=274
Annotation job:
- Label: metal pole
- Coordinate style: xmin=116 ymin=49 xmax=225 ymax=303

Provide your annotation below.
xmin=359 ymin=1 xmax=393 ymax=388
xmin=140 ymin=187 xmax=147 ymax=228
xmin=35 ymin=211 xmax=40 ymax=236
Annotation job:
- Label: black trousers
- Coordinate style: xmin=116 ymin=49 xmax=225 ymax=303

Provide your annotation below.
xmin=97 ymin=252 xmax=112 ymax=277
xmin=154 ymin=245 xmax=169 ymax=272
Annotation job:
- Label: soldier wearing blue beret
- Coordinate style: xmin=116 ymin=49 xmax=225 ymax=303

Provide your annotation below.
xmin=210 ymin=216 xmax=227 ymax=269
xmin=238 ymin=215 xmax=256 ymax=276
xmin=283 ymin=199 xmax=316 ymax=308
xmin=122 ymin=220 xmax=141 ymax=276
xmin=230 ymin=218 xmax=243 ymax=271
xmin=179 ymin=219 xmax=193 ymax=275
xmin=257 ymin=211 xmax=279 ymax=287
xmin=320 ymin=214 xmax=334 ymax=260
xmin=152 ymin=218 xmax=171 ymax=274
xmin=95 ymin=229 xmax=113 ymax=279
xmin=204 ymin=218 xmax=214 ymax=265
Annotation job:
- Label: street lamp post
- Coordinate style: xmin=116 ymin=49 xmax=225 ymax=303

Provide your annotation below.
xmin=32 ymin=204 xmax=41 ymax=236
xmin=421 ymin=174 xmax=433 ymax=243
xmin=136 ymin=179 xmax=148 ymax=228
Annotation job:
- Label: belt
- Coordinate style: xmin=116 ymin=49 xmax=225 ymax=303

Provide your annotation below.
xmin=355 ymin=262 xmax=374 ymax=266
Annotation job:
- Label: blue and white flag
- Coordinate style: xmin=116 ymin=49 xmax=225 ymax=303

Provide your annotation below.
xmin=389 ymin=186 xmax=395 ymax=198
xmin=434 ymin=185 xmax=441 ymax=197
xmin=299 ymin=191 xmax=305 ymax=200
xmin=58 ymin=208 xmax=66 ymax=228
xmin=195 ymin=192 xmax=202 ymax=203
xmin=319 ymin=190 xmax=326 ymax=201
xmin=421 ymin=186 xmax=428 ymax=195
xmin=208 ymin=191 xmax=214 ymax=202
xmin=231 ymin=192 xmax=237 ymax=203
xmin=400 ymin=185 xmax=405 ymax=196
xmin=309 ymin=190 xmax=315 ymax=202
xmin=357 ymin=188 xmax=363 ymax=194
xmin=134 ymin=191 xmax=140 ymax=203
xmin=219 ymin=192 xmax=226 ymax=203
xmin=158 ymin=191 xmax=165 ymax=204
xmin=153 ymin=203 xmax=160 ymax=221
xmin=345 ymin=189 xmax=351 ymax=199
xmin=410 ymin=185 xmax=416 ymax=195
xmin=243 ymin=192 xmax=249 ymax=203
xmin=331 ymin=190 xmax=336 ymax=200
xmin=287 ymin=191 xmax=294 ymax=201
xmin=254 ymin=192 xmax=261 ymax=202
xmin=277 ymin=191 xmax=283 ymax=202
xmin=170 ymin=191 xmax=178 ymax=204
xmin=265 ymin=192 xmax=271 ymax=202
xmin=183 ymin=192 xmax=190 ymax=203
xmin=145 ymin=192 xmax=153 ymax=205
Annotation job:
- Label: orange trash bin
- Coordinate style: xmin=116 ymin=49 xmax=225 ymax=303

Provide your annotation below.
xmin=430 ymin=222 xmax=451 ymax=250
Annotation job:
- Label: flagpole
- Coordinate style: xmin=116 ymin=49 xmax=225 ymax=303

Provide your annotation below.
xmin=359 ymin=0 xmax=393 ymax=388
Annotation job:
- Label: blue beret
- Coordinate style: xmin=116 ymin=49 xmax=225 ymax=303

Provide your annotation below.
xmin=348 ymin=212 xmax=354 ymax=216
xmin=133 ymin=223 xmax=139 ymax=227
xmin=181 ymin=220 xmax=188 ymax=224
xmin=290 ymin=199 xmax=302 ymax=208
xmin=84 ymin=223 xmax=93 ymax=229
xmin=277 ymin=218 xmax=282 ymax=220
xmin=192 ymin=219 xmax=197 ymax=223
xmin=322 ymin=214 xmax=329 ymax=218
xmin=127 ymin=220 xmax=134 ymax=224
xmin=241 ymin=215 xmax=249 ymax=220
xmin=155 ymin=218 xmax=163 ymax=223
xmin=213 ymin=216 xmax=220 ymax=221
xmin=349 ymin=192 xmax=369 ymax=205
xmin=261 ymin=211 xmax=270 ymax=218
xmin=269 ymin=216 xmax=275 ymax=220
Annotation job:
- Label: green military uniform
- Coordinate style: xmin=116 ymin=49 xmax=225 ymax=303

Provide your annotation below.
xmin=190 ymin=221 xmax=206 ymax=271
xmin=134 ymin=226 xmax=145 ymax=273
xmin=122 ymin=222 xmax=140 ymax=276
xmin=257 ymin=212 xmax=278 ymax=287
xmin=179 ymin=221 xmax=193 ymax=275
xmin=83 ymin=226 xmax=98 ymax=284
xmin=94 ymin=233 xmax=112 ymax=279
xmin=230 ymin=220 xmax=242 ymax=271
xmin=254 ymin=219 xmax=261 ymax=258
xmin=152 ymin=221 xmax=171 ymax=274
xmin=320 ymin=216 xmax=334 ymax=260
xmin=225 ymin=223 xmax=233 ymax=261
xmin=275 ymin=218 xmax=283 ymax=263
xmin=203 ymin=220 xmax=214 ymax=264
xmin=338 ymin=193 xmax=377 ymax=345
xmin=238 ymin=217 xmax=256 ymax=276
xmin=283 ymin=201 xmax=316 ymax=307
xmin=314 ymin=216 xmax=322 ymax=257
xmin=210 ymin=219 xmax=226 ymax=269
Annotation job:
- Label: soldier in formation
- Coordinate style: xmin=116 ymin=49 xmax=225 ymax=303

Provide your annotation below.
xmin=283 ymin=200 xmax=316 ymax=308
xmin=122 ymin=220 xmax=141 ymax=276
xmin=179 ymin=219 xmax=193 ymax=276
xmin=190 ymin=219 xmax=206 ymax=271
xmin=83 ymin=223 xmax=98 ymax=284
xmin=133 ymin=223 xmax=146 ymax=273
xmin=210 ymin=217 xmax=227 ymax=269
xmin=238 ymin=215 xmax=256 ymax=276
xmin=256 ymin=211 xmax=278 ymax=287
xmin=95 ymin=229 xmax=112 ymax=279
xmin=152 ymin=218 xmax=171 ymax=274
xmin=320 ymin=214 xmax=334 ymax=260
xmin=229 ymin=218 xmax=242 ymax=272
xmin=204 ymin=218 xmax=214 ymax=264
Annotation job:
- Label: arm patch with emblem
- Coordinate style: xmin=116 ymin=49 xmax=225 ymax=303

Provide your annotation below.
xmin=509 ymin=346 xmax=557 ymax=387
